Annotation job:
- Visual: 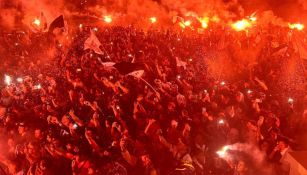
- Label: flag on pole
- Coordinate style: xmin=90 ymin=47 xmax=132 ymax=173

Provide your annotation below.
xmin=99 ymin=61 xmax=145 ymax=76
xmin=48 ymin=15 xmax=65 ymax=33
xmin=84 ymin=31 xmax=104 ymax=55
xmin=272 ymin=46 xmax=288 ymax=57
xmin=127 ymin=70 xmax=144 ymax=78
xmin=113 ymin=62 xmax=145 ymax=75
xmin=40 ymin=12 xmax=48 ymax=30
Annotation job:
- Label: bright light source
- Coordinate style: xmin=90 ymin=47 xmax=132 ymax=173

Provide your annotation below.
xmin=177 ymin=75 xmax=181 ymax=79
xmin=198 ymin=17 xmax=209 ymax=29
xmin=216 ymin=145 xmax=230 ymax=158
xmin=288 ymin=97 xmax=294 ymax=103
xmin=218 ymin=119 xmax=225 ymax=125
xmin=4 ymin=75 xmax=12 ymax=86
xmin=184 ymin=20 xmax=191 ymax=26
xmin=16 ymin=77 xmax=23 ymax=83
xmin=247 ymin=90 xmax=252 ymax=94
xmin=288 ymin=23 xmax=304 ymax=31
xmin=33 ymin=18 xmax=41 ymax=26
xmin=250 ymin=17 xmax=257 ymax=22
xmin=220 ymin=81 xmax=226 ymax=86
xmin=34 ymin=84 xmax=41 ymax=90
xmin=104 ymin=15 xmax=112 ymax=23
xmin=150 ymin=17 xmax=157 ymax=24
xmin=231 ymin=19 xmax=251 ymax=31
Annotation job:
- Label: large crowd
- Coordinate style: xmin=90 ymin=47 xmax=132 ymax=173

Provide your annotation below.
xmin=0 ymin=24 xmax=306 ymax=175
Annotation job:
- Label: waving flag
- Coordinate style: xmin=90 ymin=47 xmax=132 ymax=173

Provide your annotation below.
xmin=101 ymin=62 xmax=116 ymax=67
xmin=84 ymin=31 xmax=103 ymax=55
xmin=127 ymin=70 xmax=144 ymax=78
xmin=113 ymin=62 xmax=145 ymax=75
xmin=48 ymin=15 xmax=65 ymax=33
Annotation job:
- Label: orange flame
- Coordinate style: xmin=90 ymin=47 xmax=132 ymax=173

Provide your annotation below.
xmin=231 ymin=19 xmax=251 ymax=31
xmin=288 ymin=23 xmax=304 ymax=31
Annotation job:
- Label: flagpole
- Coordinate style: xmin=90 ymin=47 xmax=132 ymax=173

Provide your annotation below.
xmin=130 ymin=76 xmax=160 ymax=99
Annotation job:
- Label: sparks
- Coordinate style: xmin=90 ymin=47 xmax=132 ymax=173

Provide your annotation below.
xmin=33 ymin=18 xmax=41 ymax=26
xmin=104 ymin=15 xmax=112 ymax=23
xmin=288 ymin=23 xmax=304 ymax=31
xmin=150 ymin=17 xmax=157 ymax=24
xmin=231 ymin=19 xmax=251 ymax=31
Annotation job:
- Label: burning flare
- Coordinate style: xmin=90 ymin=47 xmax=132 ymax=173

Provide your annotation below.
xmin=288 ymin=23 xmax=304 ymax=31
xmin=198 ymin=17 xmax=209 ymax=29
xmin=184 ymin=20 xmax=191 ymax=26
xmin=231 ymin=19 xmax=252 ymax=31
xmin=33 ymin=18 xmax=41 ymax=26
xmin=104 ymin=15 xmax=112 ymax=23
xmin=179 ymin=20 xmax=192 ymax=29
xmin=216 ymin=145 xmax=230 ymax=158
xmin=150 ymin=17 xmax=157 ymax=24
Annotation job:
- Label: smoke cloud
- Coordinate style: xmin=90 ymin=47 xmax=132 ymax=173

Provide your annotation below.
xmin=0 ymin=0 xmax=306 ymax=29
xmin=225 ymin=143 xmax=275 ymax=175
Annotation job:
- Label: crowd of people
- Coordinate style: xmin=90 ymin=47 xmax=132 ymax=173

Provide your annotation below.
xmin=0 ymin=23 xmax=306 ymax=175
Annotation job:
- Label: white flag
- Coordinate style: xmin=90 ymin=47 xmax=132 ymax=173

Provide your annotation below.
xmin=101 ymin=62 xmax=116 ymax=67
xmin=127 ymin=70 xmax=144 ymax=78
xmin=84 ymin=31 xmax=103 ymax=55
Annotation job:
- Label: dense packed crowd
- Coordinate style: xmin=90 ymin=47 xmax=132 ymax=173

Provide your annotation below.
xmin=0 ymin=25 xmax=306 ymax=175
